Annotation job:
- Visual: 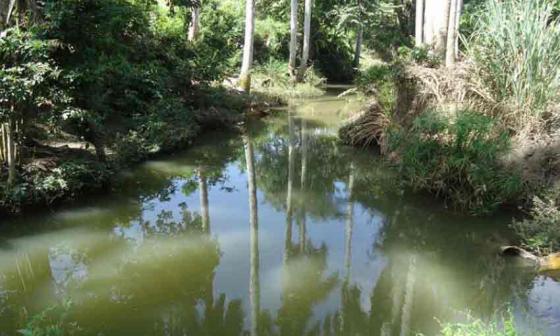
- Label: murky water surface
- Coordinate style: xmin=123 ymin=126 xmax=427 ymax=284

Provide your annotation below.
xmin=1 ymin=94 xmax=559 ymax=335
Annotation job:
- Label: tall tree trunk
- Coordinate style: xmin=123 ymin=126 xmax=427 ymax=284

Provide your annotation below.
xmin=415 ymin=0 xmax=424 ymax=46
xmin=454 ymin=0 xmax=463 ymax=59
xmin=423 ymin=0 xmax=448 ymax=50
xmin=422 ymin=0 xmax=433 ymax=45
xmin=244 ymin=134 xmax=260 ymax=336
xmin=239 ymin=0 xmax=256 ymax=92
xmin=297 ymin=0 xmax=313 ymax=82
xmin=199 ymin=167 xmax=210 ymax=234
xmin=436 ymin=0 xmax=451 ymax=57
xmin=353 ymin=25 xmax=363 ymax=68
xmin=445 ymin=0 xmax=458 ymax=67
xmin=288 ymin=0 xmax=298 ymax=79
xmin=188 ymin=7 xmax=201 ymax=42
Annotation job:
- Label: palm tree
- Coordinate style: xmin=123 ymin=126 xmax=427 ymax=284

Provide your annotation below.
xmin=298 ymin=0 xmax=313 ymax=82
xmin=288 ymin=0 xmax=299 ymax=79
xmin=198 ymin=167 xmax=210 ymax=234
xmin=446 ymin=0 xmax=462 ymax=66
xmin=415 ymin=0 xmax=424 ymax=46
xmin=299 ymin=118 xmax=308 ymax=252
xmin=285 ymin=112 xmax=295 ymax=263
xmin=244 ymin=134 xmax=260 ymax=336
xmin=240 ymin=0 xmax=256 ymax=92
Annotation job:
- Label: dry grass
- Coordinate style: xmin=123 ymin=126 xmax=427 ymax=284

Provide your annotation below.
xmin=338 ymin=99 xmax=391 ymax=151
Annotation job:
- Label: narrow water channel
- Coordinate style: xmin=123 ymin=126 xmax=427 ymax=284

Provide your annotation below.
xmin=0 ymin=94 xmax=559 ymax=335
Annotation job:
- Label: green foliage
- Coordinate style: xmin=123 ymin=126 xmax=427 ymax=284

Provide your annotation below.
xmin=389 ymin=110 xmax=522 ymax=214
xmin=0 ymin=27 xmax=66 ymax=124
xmin=114 ymin=98 xmax=200 ymax=164
xmin=355 ymin=63 xmax=397 ymax=113
xmin=254 ymin=17 xmax=289 ymax=64
xmin=512 ymin=194 xmax=560 ymax=255
xmin=466 ymin=0 xmax=560 ymax=119
xmin=364 ymin=0 xmax=414 ymax=61
xmin=439 ymin=310 xmax=522 ymax=336
xmin=18 ymin=301 xmax=80 ymax=336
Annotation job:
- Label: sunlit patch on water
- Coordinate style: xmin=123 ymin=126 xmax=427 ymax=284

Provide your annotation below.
xmin=0 ymin=93 xmax=559 ymax=335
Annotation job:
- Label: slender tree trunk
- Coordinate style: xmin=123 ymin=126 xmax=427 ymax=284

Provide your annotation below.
xmin=445 ymin=0 xmax=458 ymax=67
xmin=344 ymin=164 xmax=354 ymax=283
xmin=415 ymin=0 xmax=424 ymax=46
xmin=288 ymin=0 xmax=298 ymax=79
xmin=244 ymin=134 xmax=260 ymax=336
xmin=188 ymin=7 xmax=201 ymax=42
xmin=7 ymin=118 xmax=16 ymax=187
xmin=0 ymin=123 xmax=6 ymax=163
xmin=299 ymin=118 xmax=307 ymax=253
xmin=239 ymin=0 xmax=256 ymax=92
xmin=297 ymin=0 xmax=313 ymax=82
xmin=5 ymin=0 xmax=16 ymax=27
xmin=353 ymin=25 xmax=363 ymax=68
xmin=199 ymin=167 xmax=210 ymax=234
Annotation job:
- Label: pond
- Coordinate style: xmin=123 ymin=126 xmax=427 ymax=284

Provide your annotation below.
xmin=0 ymin=93 xmax=559 ymax=335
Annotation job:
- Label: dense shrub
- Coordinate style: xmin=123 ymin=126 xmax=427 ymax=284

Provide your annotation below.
xmin=389 ymin=110 xmax=522 ymax=214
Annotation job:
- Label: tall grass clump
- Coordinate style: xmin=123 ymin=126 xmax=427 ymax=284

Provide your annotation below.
xmin=389 ymin=110 xmax=522 ymax=214
xmin=466 ymin=0 xmax=560 ymax=128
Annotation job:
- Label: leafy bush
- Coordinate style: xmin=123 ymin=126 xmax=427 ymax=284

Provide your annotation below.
xmin=512 ymin=195 xmax=560 ymax=255
xmin=389 ymin=110 xmax=522 ymax=214
xmin=466 ymin=0 xmax=560 ymax=124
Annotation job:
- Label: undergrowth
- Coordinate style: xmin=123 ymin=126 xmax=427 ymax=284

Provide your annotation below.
xmin=439 ymin=310 xmax=523 ymax=336
xmin=512 ymin=193 xmax=560 ymax=255
xmin=252 ymin=60 xmax=325 ymax=101
xmin=388 ymin=110 xmax=522 ymax=215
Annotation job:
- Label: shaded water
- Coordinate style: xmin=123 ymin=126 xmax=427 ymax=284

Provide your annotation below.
xmin=1 ymin=94 xmax=559 ymax=335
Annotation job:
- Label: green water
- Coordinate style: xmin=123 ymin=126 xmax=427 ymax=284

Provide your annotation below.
xmin=0 ymin=94 xmax=559 ymax=336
